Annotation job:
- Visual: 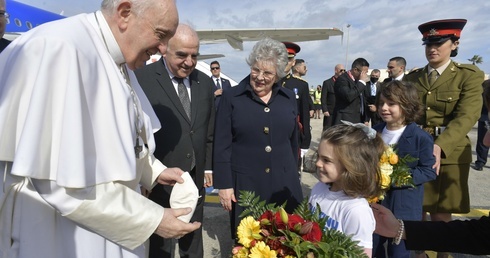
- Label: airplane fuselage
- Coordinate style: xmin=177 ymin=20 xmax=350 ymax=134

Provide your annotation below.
xmin=5 ymin=0 xmax=65 ymax=34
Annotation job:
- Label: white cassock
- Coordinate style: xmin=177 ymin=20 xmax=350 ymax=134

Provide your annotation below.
xmin=0 ymin=11 xmax=168 ymax=258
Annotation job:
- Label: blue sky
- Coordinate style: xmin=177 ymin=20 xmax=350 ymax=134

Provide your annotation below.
xmin=16 ymin=0 xmax=490 ymax=86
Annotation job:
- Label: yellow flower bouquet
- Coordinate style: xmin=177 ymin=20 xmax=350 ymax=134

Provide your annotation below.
xmin=369 ymin=145 xmax=417 ymax=203
xmin=233 ymin=191 xmax=368 ymax=258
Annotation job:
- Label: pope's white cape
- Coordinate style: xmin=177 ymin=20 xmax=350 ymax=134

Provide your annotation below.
xmin=0 ymin=12 xmax=167 ymax=257
xmin=0 ymin=12 xmax=160 ymax=188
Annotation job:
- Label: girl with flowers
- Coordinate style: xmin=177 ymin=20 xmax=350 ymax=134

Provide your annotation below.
xmin=372 ymin=80 xmax=436 ymax=258
xmin=309 ymin=123 xmax=385 ymax=257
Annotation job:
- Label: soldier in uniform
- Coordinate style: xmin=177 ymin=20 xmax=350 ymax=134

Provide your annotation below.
xmin=281 ymin=42 xmax=312 ymax=165
xmin=405 ymin=19 xmax=484 ymax=258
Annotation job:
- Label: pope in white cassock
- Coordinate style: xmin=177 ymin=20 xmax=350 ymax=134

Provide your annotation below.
xmin=0 ymin=0 xmax=201 ymax=257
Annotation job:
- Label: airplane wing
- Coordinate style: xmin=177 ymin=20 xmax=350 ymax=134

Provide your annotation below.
xmin=197 ymin=28 xmax=343 ymax=50
xmin=5 ymin=1 xmax=343 ymax=52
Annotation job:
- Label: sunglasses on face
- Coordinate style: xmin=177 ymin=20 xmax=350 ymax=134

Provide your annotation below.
xmin=211 ymin=67 xmax=220 ymax=70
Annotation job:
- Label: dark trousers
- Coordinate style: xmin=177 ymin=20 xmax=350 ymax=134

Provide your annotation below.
xmin=322 ymin=114 xmax=333 ymax=132
xmin=149 ymin=184 xmax=205 ymax=258
xmin=476 ymin=120 xmax=489 ymax=166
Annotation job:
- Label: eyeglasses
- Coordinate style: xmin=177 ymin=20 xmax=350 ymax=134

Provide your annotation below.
xmin=251 ymin=67 xmax=276 ymax=80
xmin=210 ymin=67 xmax=220 ymax=70
xmin=0 ymin=11 xmax=9 ymax=19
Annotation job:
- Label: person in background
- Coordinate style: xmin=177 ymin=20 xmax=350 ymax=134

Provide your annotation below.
xmin=0 ymin=0 xmax=11 ymax=52
xmin=371 ymin=203 xmax=490 ymax=255
xmin=210 ymin=60 xmax=232 ymax=109
xmin=332 ymin=58 xmax=370 ymax=125
xmin=214 ymin=38 xmax=303 ymax=240
xmin=372 ymin=81 xmax=436 ymax=258
xmin=281 ymin=42 xmax=312 ymax=170
xmin=291 ymin=58 xmax=315 ymax=119
xmin=136 ymin=24 xmax=215 ymax=258
xmin=405 ymin=19 xmax=484 ymax=258
xmin=383 ymin=56 xmax=406 ymax=82
xmin=472 ymin=79 xmax=490 ymax=171
xmin=0 ymin=1 xmax=201 ymax=257
xmin=364 ymin=69 xmax=382 ymax=126
xmin=321 ymin=64 xmax=345 ymax=131
xmin=292 ymin=58 xmax=307 ymax=77
xmin=309 ymin=123 xmax=384 ymax=257
xmin=313 ymin=85 xmax=322 ymax=119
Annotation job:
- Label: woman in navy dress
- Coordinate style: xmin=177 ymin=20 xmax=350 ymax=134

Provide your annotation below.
xmin=213 ymin=38 xmax=303 ymax=239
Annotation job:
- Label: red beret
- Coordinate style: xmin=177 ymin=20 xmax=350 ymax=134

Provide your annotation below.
xmin=418 ymin=19 xmax=467 ymax=44
xmin=282 ymin=42 xmax=301 ymax=58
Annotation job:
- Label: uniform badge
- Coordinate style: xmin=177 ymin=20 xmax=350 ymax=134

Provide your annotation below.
xmin=294 ymin=88 xmax=299 ymax=99
xmin=428 ymin=28 xmax=438 ymax=36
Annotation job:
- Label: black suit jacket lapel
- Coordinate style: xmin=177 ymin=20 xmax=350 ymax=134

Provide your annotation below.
xmin=189 ymin=71 xmax=201 ymax=126
xmin=155 ymin=60 xmax=192 ymax=124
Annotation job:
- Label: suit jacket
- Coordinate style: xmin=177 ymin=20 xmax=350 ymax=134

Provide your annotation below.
xmin=364 ymin=81 xmax=380 ymax=105
xmin=373 ymin=122 xmax=436 ymax=220
xmin=213 ymin=75 xmax=303 ymax=237
xmin=281 ymin=74 xmax=312 ymax=149
xmin=0 ymin=38 xmax=11 ymax=53
xmin=404 ymin=215 xmax=490 ymax=255
xmin=135 ymin=58 xmax=215 ymax=194
xmin=405 ymin=61 xmax=483 ymax=164
xmin=212 ymin=76 xmax=232 ymax=108
xmin=321 ymin=76 xmax=335 ymax=113
xmin=382 ymin=74 xmax=405 ymax=84
xmin=364 ymin=80 xmax=381 ymax=124
xmin=332 ymin=72 xmax=366 ymax=124
xmin=479 ymin=81 xmax=489 ymax=122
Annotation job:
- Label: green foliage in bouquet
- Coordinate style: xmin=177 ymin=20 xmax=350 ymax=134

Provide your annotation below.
xmin=234 ymin=191 xmax=368 ymax=258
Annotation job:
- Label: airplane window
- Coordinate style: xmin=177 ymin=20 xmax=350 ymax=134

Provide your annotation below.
xmin=26 ymin=21 xmax=33 ymax=30
xmin=14 ymin=18 xmax=21 ymax=28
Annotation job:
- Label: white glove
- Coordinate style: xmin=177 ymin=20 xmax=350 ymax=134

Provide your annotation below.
xmin=300 ymin=149 xmax=309 ymax=158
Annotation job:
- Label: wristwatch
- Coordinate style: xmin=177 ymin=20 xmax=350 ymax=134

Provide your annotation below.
xmin=485 ymin=121 xmax=490 ymax=130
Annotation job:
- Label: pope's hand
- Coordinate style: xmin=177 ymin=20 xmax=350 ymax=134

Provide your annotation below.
xmin=155 ymin=208 xmax=201 ymax=239
xmin=157 ymin=167 xmax=185 ymax=186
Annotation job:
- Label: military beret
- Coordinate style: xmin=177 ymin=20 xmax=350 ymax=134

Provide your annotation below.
xmin=418 ymin=19 xmax=467 ymax=45
xmin=282 ymin=42 xmax=301 ymax=58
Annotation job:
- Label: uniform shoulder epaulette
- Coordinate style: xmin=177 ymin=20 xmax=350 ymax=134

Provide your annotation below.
xmin=453 ymin=62 xmax=479 ymax=72
xmin=292 ymin=74 xmax=308 ymax=82
xmin=407 ymin=68 xmax=423 ymax=75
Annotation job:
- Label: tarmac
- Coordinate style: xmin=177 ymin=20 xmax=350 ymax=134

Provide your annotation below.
xmin=181 ymin=117 xmax=490 ymax=258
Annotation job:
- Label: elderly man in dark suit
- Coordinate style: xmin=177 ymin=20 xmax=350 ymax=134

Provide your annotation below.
xmin=321 ymin=64 xmax=345 ymax=131
xmin=136 ymin=24 xmax=215 ymax=258
xmin=332 ymin=57 xmax=370 ymax=125
xmin=210 ymin=60 xmax=232 ymax=109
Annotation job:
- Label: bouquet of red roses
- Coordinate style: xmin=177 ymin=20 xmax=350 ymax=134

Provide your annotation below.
xmin=232 ymin=191 xmax=367 ymax=258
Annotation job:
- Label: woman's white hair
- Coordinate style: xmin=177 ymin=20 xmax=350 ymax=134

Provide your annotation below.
xmin=246 ymin=37 xmax=288 ymax=79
